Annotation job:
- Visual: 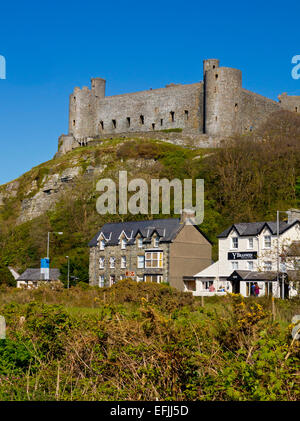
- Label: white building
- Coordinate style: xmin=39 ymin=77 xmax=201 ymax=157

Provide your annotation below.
xmin=193 ymin=209 xmax=300 ymax=298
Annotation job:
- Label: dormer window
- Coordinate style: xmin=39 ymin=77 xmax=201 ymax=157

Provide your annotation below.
xmin=121 ymin=238 xmax=127 ymax=249
xmin=232 ymin=237 xmax=238 ymax=249
xmin=100 ymin=239 xmax=105 ymax=250
xmin=154 ymin=237 xmax=159 ymax=247
xmin=137 ymin=237 xmax=143 ymax=248
xmin=264 ymin=235 xmax=271 ymax=248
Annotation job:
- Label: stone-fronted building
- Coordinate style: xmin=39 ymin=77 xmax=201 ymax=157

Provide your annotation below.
xmin=88 ymin=217 xmax=212 ymax=291
xmin=58 ymin=58 xmax=300 ymax=155
xmin=17 ymin=268 xmax=61 ymax=288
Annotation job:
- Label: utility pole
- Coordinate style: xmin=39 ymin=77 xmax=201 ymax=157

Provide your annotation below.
xmin=66 ymin=256 xmax=70 ymax=289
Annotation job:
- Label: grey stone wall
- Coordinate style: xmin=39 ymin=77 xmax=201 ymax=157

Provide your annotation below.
xmin=89 ymin=239 xmax=170 ymax=287
xmin=241 ymin=89 xmax=281 ymax=132
xmin=279 ymin=92 xmax=300 ymax=113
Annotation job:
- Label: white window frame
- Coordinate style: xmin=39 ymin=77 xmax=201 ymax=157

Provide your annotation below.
xmin=231 ymin=237 xmax=238 ymax=249
xmin=137 ymin=237 xmax=143 ymax=248
xmin=121 ymin=238 xmax=127 ymax=250
xmin=248 ymin=238 xmax=254 ymax=249
xmin=110 ymin=257 xmax=116 ymax=268
xmin=99 ymin=275 xmax=105 ymax=288
xmin=137 ymin=255 xmax=145 ymax=269
xmin=231 ymin=261 xmax=239 ymax=270
xmin=121 ymin=256 xmax=127 ymax=269
xmin=145 ymin=251 xmax=163 ymax=269
xmin=264 ymin=235 xmax=271 ymax=249
xmin=144 ymin=275 xmax=163 ymax=283
xmin=136 ymin=276 xmax=144 ymax=282
xmin=247 ymin=261 xmax=254 ymax=271
xmin=100 ymin=239 xmax=105 ymax=250
xmin=154 ymin=237 xmax=159 ymax=248
xmin=264 ymin=261 xmax=272 ymax=271
xmin=99 ymin=257 xmax=105 ymax=269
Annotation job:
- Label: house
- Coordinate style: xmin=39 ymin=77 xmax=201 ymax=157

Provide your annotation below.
xmin=17 ymin=268 xmax=61 ymax=288
xmin=194 ymin=209 xmax=300 ymax=298
xmin=88 ymin=214 xmax=212 ymax=291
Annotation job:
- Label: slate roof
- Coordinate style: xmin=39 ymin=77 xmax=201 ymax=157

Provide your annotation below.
xmin=88 ymin=218 xmax=211 ymax=247
xmin=217 ymin=220 xmax=299 ymax=238
xmin=228 ymin=270 xmax=279 ymax=281
xmin=18 ymin=268 xmax=61 ymax=281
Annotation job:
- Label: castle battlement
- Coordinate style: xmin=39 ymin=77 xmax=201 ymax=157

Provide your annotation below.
xmin=57 ymin=59 xmax=300 ymax=155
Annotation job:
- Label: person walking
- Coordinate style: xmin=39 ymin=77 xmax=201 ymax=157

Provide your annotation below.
xmin=254 ymin=282 xmax=260 ymax=297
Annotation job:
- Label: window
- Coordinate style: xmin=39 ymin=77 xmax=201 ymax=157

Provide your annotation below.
xmin=145 ymin=252 xmax=163 ymax=268
xmin=235 ymin=103 xmax=238 ymax=112
xmin=121 ymin=238 xmax=127 ymax=249
xmin=136 ymin=276 xmax=144 ymax=282
xmin=154 ymin=237 xmax=159 ymax=247
xmin=99 ymin=275 xmax=105 ymax=288
xmin=100 ymin=239 xmax=105 ymax=250
xmin=112 ymin=119 xmax=116 ymax=129
xmin=248 ymin=261 xmax=254 ymax=271
xmin=232 ymin=237 xmax=238 ymax=249
xmin=215 ymin=74 xmax=219 ymax=79
xmin=127 ymin=117 xmax=131 ymax=127
xmin=137 ymin=237 xmax=143 ymax=248
xmin=100 ymin=120 xmax=104 ymax=130
xmin=110 ymin=257 xmax=116 ymax=268
xmin=109 ymin=275 xmax=116 ymax=286
xmin=99 ymin=257 xmax=105 ymax=269
xmin=137 ymin=255 xmax=145 ymax=268
xmin=264 ymin=261 xmax=272 ymax=271
xmin=73 ymin=120 xmax=76 ymax=126
xmin=248 ymin=238 xmax=254 ymax=249
xmin=170 ymin=111 xmax=175 ymax=122
xmin=121 ymin=256 xmax=127 ymax=269
xmin=160 ymin=119 xmax=163 ymax=126
xmin=144 ymin=275 xmax=163 ymax=283
xmin=152 ymin=123 xmax=155 ymax=130
xmin=232 ymin=261 xmax=239 ymax=270
xmin=184 ymin=110 xmax=189 ymax=120
xmin=140 ymin=115 xmax=144 ymax=125
xmin=203 ymin=280 xmax=213 ymax=290
xmin=264 ymin=235 xmax=271 ymax=248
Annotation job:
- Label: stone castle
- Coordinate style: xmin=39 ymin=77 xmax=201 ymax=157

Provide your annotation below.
xmin=58 ymin=59 xmax=300 ymax=155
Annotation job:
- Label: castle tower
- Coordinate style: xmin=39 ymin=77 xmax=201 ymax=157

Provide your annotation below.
xmin=91 ymin=78 xmax=106 ymax=98
xmin=68 ymin=86 xmax=96 ymax=141
xmin=204 ymin=60 xmax=242 ymax=137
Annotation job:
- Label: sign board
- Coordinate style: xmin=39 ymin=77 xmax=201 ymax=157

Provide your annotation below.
xmin=41 ymin=258 xmax=50 ymax=281
xmin=228 ymin=251 xmax=257 ymax=260
xmin=125 ymin=271 xmax=135 ymax=277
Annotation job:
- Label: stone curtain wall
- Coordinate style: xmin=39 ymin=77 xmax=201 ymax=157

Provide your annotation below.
xmin=93 ymin=83 xmax=204 ymax=136
xmin=241 ymin=89 xmax=281 ymax=132
xmin=278 ymin=93 xmax=300 ymax=113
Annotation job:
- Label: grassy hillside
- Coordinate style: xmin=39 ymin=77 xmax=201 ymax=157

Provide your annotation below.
xmin=0 ymin=110 xmax=300 ymax=285
xmin=0 ymin=281 xmax=299 ymax=400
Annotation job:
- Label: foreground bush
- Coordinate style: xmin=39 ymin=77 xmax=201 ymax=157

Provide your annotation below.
xmin=0 ymin=285 xmax=299 ymax=401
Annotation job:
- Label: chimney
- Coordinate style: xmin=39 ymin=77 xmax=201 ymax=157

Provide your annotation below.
xmin=287 ymin=208 xmax=300 ymax=224
xmin=180 ymin=209 xmax=196 ymax=225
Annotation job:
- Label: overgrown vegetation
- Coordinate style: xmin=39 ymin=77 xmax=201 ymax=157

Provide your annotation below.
xmin=0 ymin=281 xmax=299 ymax=401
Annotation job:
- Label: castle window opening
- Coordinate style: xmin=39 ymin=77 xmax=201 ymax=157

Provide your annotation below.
xmin=170 ymin=111 xmax=175 ymax=122
xmin=296 ymin=107 xmax=298 ymax=113
xmin=152 ymin=123 xmax=155 ymax=130
xmin=215 ymin=116 xmax=218 ymax=121
xmin=100 ymin=121 xmax=104 ymax=130
xmin=235 ymin=103 xmax=238 ymax=112
xmin=112 ymin=119 xmax=117 ymax=129
xmin=160 ymin=119 xmax=163 ymax=126
xmin=73 ymin=96 xmax=76 ymax=103
xmin=184 ymin=110 xmax=189 ymax=120
xmin=127 ymin=117 xmax=131 ymax=127
xmin=73 ymin=120 xmax=76 ymax=127
xmin=140 ymin=115 xmax=144 ymax=125
xmin=215 ymin=74 xmax=218 ymax=80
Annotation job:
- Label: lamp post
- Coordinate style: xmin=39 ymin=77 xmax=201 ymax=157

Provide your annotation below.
xmin=47 ymin=232 xmax=63 ymax=260
xmin=66 ymin=256 xmax=70 ymax=289
xmin=277 ymin=211 xmax=288 ymax=299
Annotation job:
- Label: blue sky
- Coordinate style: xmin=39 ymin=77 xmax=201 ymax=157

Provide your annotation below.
xmin=0 ymin=0 xmax=299 ymax=185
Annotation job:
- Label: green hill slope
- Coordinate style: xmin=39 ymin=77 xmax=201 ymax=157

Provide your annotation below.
xmin=1 ymin=110 xmax=300 ymax=285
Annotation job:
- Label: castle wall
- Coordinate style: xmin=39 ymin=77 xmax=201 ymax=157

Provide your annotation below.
xmin=93 ymin=83 xmax=204 ymax=136
xmin=240 ymin=89 xmax=281 ymax=133
xmin=278 ymin=93 xmax=300 ymax=113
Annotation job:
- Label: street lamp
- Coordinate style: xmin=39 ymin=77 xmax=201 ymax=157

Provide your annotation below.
xmin=47 ymin=231 xmax=63 ymax=260
xmin=277 ymin=211 xmax=288 ymax=299
xmin=66 ymin=256 xmax=70 ymax=289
